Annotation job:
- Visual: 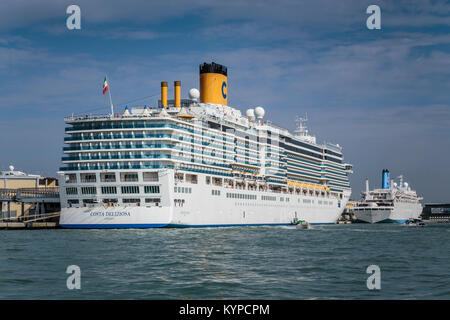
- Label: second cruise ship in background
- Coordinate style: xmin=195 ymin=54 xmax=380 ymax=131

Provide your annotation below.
xmin=58 ymin=62 xmax=353 ymax=228
xmin=353 ymin=169 xmax=423 ymax=223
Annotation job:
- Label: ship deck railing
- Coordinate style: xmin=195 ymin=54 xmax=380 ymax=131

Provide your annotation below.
xmin=0 ymin=188 xmax=59 ymax=202
xmin=63 ymin=111 xmax=344 ymax=158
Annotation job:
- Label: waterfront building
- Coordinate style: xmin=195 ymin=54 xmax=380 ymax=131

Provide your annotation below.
xmin=0 ymin=165 xmax=59 ymax=218
xmin=421 ymin=203 xmax=450 ymax=222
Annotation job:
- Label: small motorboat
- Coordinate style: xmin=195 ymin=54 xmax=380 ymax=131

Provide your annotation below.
xmin=294 ymin=219 xmax=310 ymax=230
xmin=405 ymin=218 xmax=425 ymax=227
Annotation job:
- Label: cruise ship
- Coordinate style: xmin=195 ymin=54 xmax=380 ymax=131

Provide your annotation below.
xmin=58 ymin=62 xmax=353 ymax=228
xmin=353 ymin=169 xmax=423 ymax=223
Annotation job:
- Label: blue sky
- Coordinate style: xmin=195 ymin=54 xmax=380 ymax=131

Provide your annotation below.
xmin=0 ymin=0 xmax=449 ymax=202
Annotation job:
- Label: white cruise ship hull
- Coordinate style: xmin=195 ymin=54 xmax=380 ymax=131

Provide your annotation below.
xmin=59 ymin=206 xmax=172 ymax=228
xmin=354 ymin=202 xmax=422 ymax=224
xmin=59 ymin=170 xmax=350 ymax=228
xmin=60 ymin=197 xmax=348 ymax=228
xmin=353 ymin=208 xmax=391 ymax=223
xmin=60 ymin=206 xmax=345 ymax=228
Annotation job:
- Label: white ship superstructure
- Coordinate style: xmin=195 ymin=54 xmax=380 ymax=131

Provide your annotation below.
xmin=58 ymin=62 xmax=353 ymax=228
xmin=353 ymin=170 xmax=422 ymax=223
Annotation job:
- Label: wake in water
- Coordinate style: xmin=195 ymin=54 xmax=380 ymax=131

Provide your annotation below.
xmin=349 ymin=228 xmax=403 ymax=233
xmin=280 ymin=226 xmax=297 ymax=230
xmin=279 ymin=225 xmax=313 ymax=230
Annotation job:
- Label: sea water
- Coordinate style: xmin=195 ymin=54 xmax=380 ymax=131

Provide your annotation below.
xmin=0 ymin=223 xmax=449 ymax=299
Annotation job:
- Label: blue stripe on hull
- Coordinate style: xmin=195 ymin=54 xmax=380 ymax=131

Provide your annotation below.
xmin=383 ymin=219 xmax=409 ymax=224
xmin=168 ymin=222 xmax=334 ymax=228
xmin=168 ymin=223 xmax=291 ymax=228
xmin=60 ymin=222 xmax=335 ymax=229
xmin=355 ymin=219 xmax=409 ymax=224
xmin=60 ymin=224 xmax=168 ymax=229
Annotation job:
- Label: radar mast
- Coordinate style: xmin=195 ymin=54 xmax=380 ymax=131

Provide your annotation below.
xmin=294 ymin=114 xmax=316 ymax=143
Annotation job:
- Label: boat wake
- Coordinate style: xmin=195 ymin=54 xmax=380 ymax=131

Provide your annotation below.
xmin=280 ymin=226 xmax=297 ymax=230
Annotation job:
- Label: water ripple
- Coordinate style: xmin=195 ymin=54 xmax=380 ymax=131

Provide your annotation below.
xmin=0 ymin=223 xmax=449 ymax=299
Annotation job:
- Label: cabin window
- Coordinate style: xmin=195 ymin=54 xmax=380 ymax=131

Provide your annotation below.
xmin=186 ymin=174 xmax=198 ymax=184
xmin=101 ymin=186 xmax=117 ymax=194
xmin=65 ymin=187 xmax=78 ymax=195
xmin=121 ymin=186 xmax=140 ymax=194
xmin=102 ymin=199 xmax=118 ymax=203
xmin=144 ymin=186 xmax=160 ymax=194
xmin=174 ymin=173 xmax=184 ymax=182
xmin=145 ymin=198 xmax=161 ymax=204
xmin=224 ymin=178 xmax=233 ymax=187
xmin=143 ymin=172 xmax=159 ymax=182
xmin=65 ymin=174 xmax=77 ymax=184
xmin=80 ymin=173 xmax=96 ymax=183
xmin=81 ymin=186 xmax=97 ymax=195
xmin=120 ymin=172 xmax=138 ymax=182
xmin=174 ymin=199 xmax=185 ymax=207
xmin=213 ymin=177 xmax=222 ymax=186
xmin=123 ymin=198 xmax=140 ymax=204
xmin=101 ymin=173 xmax=116 ymax=182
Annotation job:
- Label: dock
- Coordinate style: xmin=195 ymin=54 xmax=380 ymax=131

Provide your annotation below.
xmin=0 ymin=188 xmax=60 ymax=229
xmin=0 ymin=221 xmax=59 ymax=229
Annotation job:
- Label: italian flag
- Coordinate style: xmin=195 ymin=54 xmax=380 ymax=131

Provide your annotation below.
xmin=102 ymin=77 xmax=109 ymax=95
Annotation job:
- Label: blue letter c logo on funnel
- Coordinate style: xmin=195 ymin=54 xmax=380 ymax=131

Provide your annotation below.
xmin=221 ymin=81 xmax=227 ymax=99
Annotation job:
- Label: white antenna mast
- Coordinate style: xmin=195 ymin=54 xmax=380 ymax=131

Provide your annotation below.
xmin=397 ymin=175 xmax=404 ymax=188
xmin=365 ymin=178 xmax=371 ymax=200
xmin=295 ymin=115 xmax=308 ymax=137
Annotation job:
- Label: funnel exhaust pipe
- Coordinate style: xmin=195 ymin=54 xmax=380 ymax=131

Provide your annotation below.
xmin=161 ymin=81 xmax=167 ymax=108
xmin=174 ymin=81 xmax=181 ymax=108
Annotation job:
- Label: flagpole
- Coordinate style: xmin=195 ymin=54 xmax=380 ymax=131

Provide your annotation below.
xmin=106 ymin=75 xmax=114 ymax=116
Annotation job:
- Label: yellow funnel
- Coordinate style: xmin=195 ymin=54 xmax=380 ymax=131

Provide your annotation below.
xmin=161 ymin=81 xmax=167 ymax=108
xmin=174 ymin=81 xmax=181 ymax=108
xmin=199 ymin=62 xmax=227 ymax=105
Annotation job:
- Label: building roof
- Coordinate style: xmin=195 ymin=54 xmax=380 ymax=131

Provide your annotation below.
xmin=0 ymin=166 xmax=41 ymax=179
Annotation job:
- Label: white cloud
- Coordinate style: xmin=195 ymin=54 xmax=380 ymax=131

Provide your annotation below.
xmin=1 ymin=0 xmax=450 ymax=32
xmin=0 ymin=0 xmax=449 ymax=200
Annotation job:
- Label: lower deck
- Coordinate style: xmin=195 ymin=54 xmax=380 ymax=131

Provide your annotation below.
xmin=59 ymin=169 xmax=350 ymax=227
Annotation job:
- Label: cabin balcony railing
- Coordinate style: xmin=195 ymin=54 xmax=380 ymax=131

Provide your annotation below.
xmin=64 ymin=134 xmax=173 ymax=141
xmin=65 ymin=124 xmax=236 ymax=146
xmin=65 ymin=123 xmax=196 ymax=133
xmin=63 ymin=144 xmax=176 ymax=151
xmin=60 ymin=159 xmax=233 ymax=171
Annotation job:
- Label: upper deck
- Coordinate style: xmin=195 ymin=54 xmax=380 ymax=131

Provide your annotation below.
xmin=64 ymin=103 xmax=343 ymax=156
xmin=61 ymin=103 xmax=352 ymax=193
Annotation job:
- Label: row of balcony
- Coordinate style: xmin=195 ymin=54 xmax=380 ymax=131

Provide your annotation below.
xmin=65 ymin=133 xmax=236 ymax=147
xmin=62 ymin=153 xmax=234 ymax=162
xmin=65 ymin=123 xmax=234 ymax=142
xmin=63 ymin=140 xmax=235 ymax=151
xmin=61 ymin=164 xmax=234 ymax=178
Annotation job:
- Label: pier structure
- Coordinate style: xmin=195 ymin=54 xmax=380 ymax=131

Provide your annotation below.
xmin=337 ymin=200 xmax=358 ymax=223
xmin=0 ymin=188 xmax=60 ymax=228
xmin=0 ymin=166 xmax=60 ymax=228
